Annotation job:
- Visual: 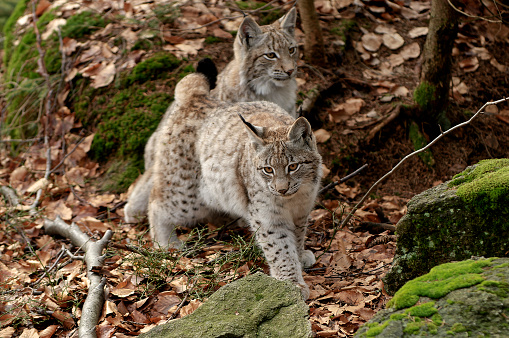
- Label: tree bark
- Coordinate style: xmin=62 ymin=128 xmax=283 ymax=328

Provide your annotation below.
xmin=416 ymin=0 xmax=459 ymax=135
xmin=297 ymin=0 xmax=326 ymax=66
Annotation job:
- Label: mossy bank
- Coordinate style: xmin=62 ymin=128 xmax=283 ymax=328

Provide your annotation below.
xmin=357 ymin=257 xmax=509 ymax=337
xmin=2 ymin=4 xmax=195 ymax=191
xmin=383 ymin=159 xmax=509 ymax=294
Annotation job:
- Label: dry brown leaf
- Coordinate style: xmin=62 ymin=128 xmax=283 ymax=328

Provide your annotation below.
xmin=383 ymin=33 xmax=404 ymax=50
xmin=19 ymin=328 xmax=39 ymax=338
xmin=374 ymin=25 xmax=396 ymax=35
xmin=335 ymin=0 xmax=355 ymax=9
xmin=400 ymin=6 xmax=420 ymax=19
xmin=459 ymin=57 xmax=479 ymax=72
xmin=399 ymin=42 xmax=420 ymax=60
xmin=35 ymin=0 xmax=51 ymax=16
xmin=26 ymin=178 xmax=50 ymax=194
xmin=361 ymin=33 xmax=382 ymax=52
xmin=211 ymin=28 xmax=233 ymax=39
xmin=46 ymin=200 xmax=73 ymax=221
xmin=314 ymin=129 xmax=331 ymax=143
xmin=337 ymin=289 xmax=364 ymax=305
xmin=38 ymin=325 xmax=58 ymax=338
xmin=358 ymin=308 xmax=376 ymax=321
xmin=408 ymin=27 xmax=428 ymax=38
xmin=329 ymin=98 xmax=365 ymax=123
xmin=42 ymin=18 xmax=66 ymax=40
xmin=393 ymin=86 xmax=409 ymax=97
xmin=152 ymin=291 xmax=182 ymax=314
xmin=490 ymin=58 xmax=507 ymax=72
xmin=90 ymin=62 xmax=116 ymax=89
xmin=89 ymin=194 xmax=116 ymax=208
xmin=51 ymin=310 xmax=74 ymax=329
xmin=322 ymin=164 xmax=331 ymax=177
xmin=179 ymin=299 xmax=202 ymax=317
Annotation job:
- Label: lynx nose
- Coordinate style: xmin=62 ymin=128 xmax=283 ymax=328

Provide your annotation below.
xmin=278 ymin=188 xmax=288 ymax=194
xmin=286 ymin=69 xmax=294 ymax=76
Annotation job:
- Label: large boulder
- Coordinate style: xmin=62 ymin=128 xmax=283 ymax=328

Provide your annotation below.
xmin=356 ymin=257 xmax=509 ymax=337
xmin=139 ymin=272 xmax=313 ymax=338
xmin=383 ymin=159 xmax=509 ymax=294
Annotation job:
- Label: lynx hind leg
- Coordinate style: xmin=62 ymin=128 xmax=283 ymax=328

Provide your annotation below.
xmin=124 ymin=168 xmax=154 ymax=223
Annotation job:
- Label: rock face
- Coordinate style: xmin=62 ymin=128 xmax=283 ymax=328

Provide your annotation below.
xmin=383 ymin=159 xmax=509 ymax=294
xmin=139 ymin=272 xmax=313 ymax=338
xmin=356 ymin=257 xmax=509 ymax=337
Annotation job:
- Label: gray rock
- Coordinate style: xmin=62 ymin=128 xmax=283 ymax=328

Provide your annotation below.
xmin=356 ymin=257 xmax=509 ymax=337
xmin=383 ymin=159 xmax=509 ymax=294
xmin=139 ymin=272 xmax=313 ymax=338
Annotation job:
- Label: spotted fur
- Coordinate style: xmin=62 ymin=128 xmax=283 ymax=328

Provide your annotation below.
xmin=211 ymin=8 xmax=299 ymax=116
xmin=126 ymin=72 xmax=322 ymax=299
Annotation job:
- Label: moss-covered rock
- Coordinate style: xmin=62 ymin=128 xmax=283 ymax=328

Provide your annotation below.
xmin=356 ymin=257 xmax=509 ymax=337
xmin=139 ymin=272 xmax=312 ymax=338
xmin=383 ymin=159 xmax=509 ymax=294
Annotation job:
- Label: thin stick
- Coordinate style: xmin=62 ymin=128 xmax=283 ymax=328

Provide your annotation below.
xmin=319 ymin=163 xmax=369 ymax=195
xmin=339 ymin=97 xmax=509 ymax=230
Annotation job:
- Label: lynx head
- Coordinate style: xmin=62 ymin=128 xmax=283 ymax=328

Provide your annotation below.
xmin=235 ymin=8 xmax=298 ymax=94
xmin=240 ymin=114 xmax=322 ymax=197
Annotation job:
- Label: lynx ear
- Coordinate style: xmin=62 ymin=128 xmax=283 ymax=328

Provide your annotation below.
xmin=279 ymin=7 xmax=296 ymax=36
xmin=288 ymin=117 xmax=314 ymax=148
xmin=238 ymin=114 xmax=266 ymax=146
xmin=238 ymin=16 xmax=263 ymax=47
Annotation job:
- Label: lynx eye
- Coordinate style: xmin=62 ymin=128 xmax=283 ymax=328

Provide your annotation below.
xmin=264 ymin=52 xmax=278 ymax=59
xmin=289 ymin=47 xmax=297 ymax=55
xmin=262 ymin=166 xmax=274 ymax=175
xmin=288 ymin=163 xmax=300 ymax=172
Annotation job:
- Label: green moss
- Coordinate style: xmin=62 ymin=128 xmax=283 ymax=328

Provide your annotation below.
xmin=450 ymin=323 xmax=467 ymax=333
xmin=365 ymin=319 xmax=392 ymax=336
xmin=477 ymin=280 xmax=509 ymax=298
xmin=405 ymin=302 xmax=438 ymax=317
xmin=388 ymin=259 xmax=493 ymax=310
xmin=403 ymin=321 xmax=425 ymax=334
xmin=431 ymin=313 xmax=443 ymax=326
xmin=125 ymin=52 xmax=181 ymax=85
xmin=427 ymin=322 xmax=438 ymax=334
xmin=330 ymin=20 xmax=356 ymax=42
xmin=205 ymin=36 xmax=223 ymax=44
xmin=390 ymin=313 xmax=407 ymax=320
xmin=449 ymin=159 xmax=509 ymax=215
xmin=60 ymin=11 xmax=109 ymax=39
xmin=414 ymin=82 xmax=436 ymax=112
xmin=409 ymin=121 xmax=435 ymax=167
xmin=2 ymin=0 xmax=29 ymax=63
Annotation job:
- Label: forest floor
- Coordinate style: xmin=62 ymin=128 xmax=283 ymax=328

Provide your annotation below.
xmin=1 ymin=0 xmax=509 ymax=337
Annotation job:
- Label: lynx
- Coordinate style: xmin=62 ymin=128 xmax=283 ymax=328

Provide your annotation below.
xmin=124 ymin=8 xmax=300 ymax=221
xmin=212 ymin=7 xmax=299 ymax=116
xmin=126 ymin=63 xmax=322 ymax=298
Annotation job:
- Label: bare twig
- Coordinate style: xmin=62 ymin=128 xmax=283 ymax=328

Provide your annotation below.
xmin=49 ymin=137 xmax=85 ymax=174
xmin=339 ymin=97 xmax=509 ymax=229
xmin=0 ymin=186 xmax=20 ymax=206
xmin=319 ymin=163 xmax=369 ymax=195
xmin=44 ymin=216 xmax=113 ymax=338
xmin=0 ymin=137 xmax=43 ymax=143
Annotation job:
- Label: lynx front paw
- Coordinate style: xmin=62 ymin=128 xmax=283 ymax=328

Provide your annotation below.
xmin=300 ymin=250 xmax=316 ymax=269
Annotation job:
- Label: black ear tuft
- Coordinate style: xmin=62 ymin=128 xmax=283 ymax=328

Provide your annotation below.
xmin=197 ymin=58 xmax=218 ymax=90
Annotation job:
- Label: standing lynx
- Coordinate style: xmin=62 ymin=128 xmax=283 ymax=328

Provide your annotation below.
xmin=212 ymin=7 xmax=299 ymax=116
xmin=130 ymin=65 xmax=322 ymax=298
xmin=124 ymin=8 xmax=300 ymax=222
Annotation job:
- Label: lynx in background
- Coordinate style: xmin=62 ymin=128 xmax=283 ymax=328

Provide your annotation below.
xmin=212 ymin=7 xmax=299 ymax=116
xmin=126 ymin=63 xmax=322 ymax=298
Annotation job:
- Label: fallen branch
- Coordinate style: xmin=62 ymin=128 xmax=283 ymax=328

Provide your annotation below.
xmin=44 ymin=216 xmax=112 ymax=338
xmin=0 ymin=186 xmax=19 ymax=206
xmin=340 ymin=97 xmax=509 ymax=229
xmin=364 ymin=105 xmax=402 ymax=144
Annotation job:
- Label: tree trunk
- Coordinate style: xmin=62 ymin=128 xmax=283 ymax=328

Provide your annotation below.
xmin=297 ymin=0 xmax=326 ymax=66
xmin=415 ymin=0 xmax=459 ymax=136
